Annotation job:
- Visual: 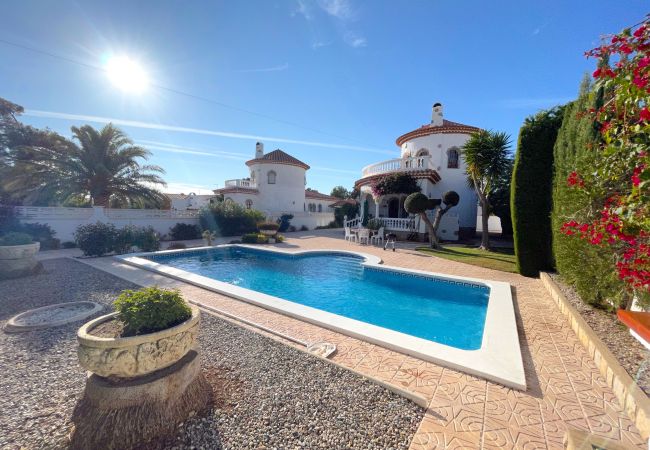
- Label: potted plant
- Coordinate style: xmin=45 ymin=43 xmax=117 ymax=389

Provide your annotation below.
xmin=77 ymin=287 xmax=200 ymax=378
xmin=0 ymin=232 xmax=40 ymax=279
xmin=202 ymin=229 xmax=216 ymax=246
xmin=366 ymin=218 xmax=383 ymax=231
xmin=257 ymin=222 xmax=280 ymax=237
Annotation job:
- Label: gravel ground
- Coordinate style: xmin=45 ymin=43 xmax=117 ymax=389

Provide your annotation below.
xmin=0 ymin=258 xmax=424 ymax=449
xmin=548 ymin=272 xmax=650 ymax=394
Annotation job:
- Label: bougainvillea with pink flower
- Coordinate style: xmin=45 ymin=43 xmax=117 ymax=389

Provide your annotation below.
xmin=561 ymin=18 xmax=650 ymax=300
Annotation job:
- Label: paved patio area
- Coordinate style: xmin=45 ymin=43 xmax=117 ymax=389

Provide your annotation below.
xmin=66 ymin=229 xmax=646 ymax=449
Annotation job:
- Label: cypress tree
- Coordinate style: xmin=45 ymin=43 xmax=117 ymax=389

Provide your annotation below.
xmin=511 ymin=107 xmax=564 ymax=276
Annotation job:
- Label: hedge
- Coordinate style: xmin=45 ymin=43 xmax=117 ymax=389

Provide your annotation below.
xmin=550 ymin=76 xmax=627 ymax=308
xmin=511 ymin=107 xmax=564 ymax=276
xmin=198 ymin=201 xmax=265 ymax=236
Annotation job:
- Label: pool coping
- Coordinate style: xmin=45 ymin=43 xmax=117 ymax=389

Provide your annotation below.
xmin=117 ymin=244 xmax=526 ymax=390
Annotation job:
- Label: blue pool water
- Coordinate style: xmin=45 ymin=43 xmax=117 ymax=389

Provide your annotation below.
xmin=147 ymin=247 xmax=489 ymax=350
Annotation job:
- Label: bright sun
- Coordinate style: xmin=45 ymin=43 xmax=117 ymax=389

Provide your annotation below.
xmin=105 ymin=56 xmax=149 ymax=93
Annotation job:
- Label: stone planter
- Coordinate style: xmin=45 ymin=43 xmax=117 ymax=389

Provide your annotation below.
xmin=0 ymin=242 xmax=40 ymax=279
xmin=259 ymin=229 xmax=278 ymax=237
xmin=77 ymin=305 xmax=200 ymax=378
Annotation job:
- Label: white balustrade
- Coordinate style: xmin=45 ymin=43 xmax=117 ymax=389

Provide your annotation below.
xmin=224 ymin=179 xmax=256 ymax=188
xmin=379 ymin=217 xmax=416 ymax=231
xmin=361 ymin=156 xmax=435 ymax=178
xmin=344 ymin=216 xmax=362 ymax=228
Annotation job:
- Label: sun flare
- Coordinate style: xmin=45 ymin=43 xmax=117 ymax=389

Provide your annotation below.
xmin=105 ymin=56 xmax=149 ymax=93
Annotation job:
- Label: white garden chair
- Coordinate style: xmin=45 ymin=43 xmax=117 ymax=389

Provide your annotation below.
xmin=344 ymin=227 xmax=357 ymax=243
xmin=357 ymin=228 xmax=370 ymax=245
xmin=371 ymin=227 xmax=385 ymax=246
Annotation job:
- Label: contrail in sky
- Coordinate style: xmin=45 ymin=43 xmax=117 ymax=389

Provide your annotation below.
xmin=25 ymin=110 xmax=394 ymax=155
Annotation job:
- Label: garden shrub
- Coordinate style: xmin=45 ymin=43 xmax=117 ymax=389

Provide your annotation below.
xmin=18 ymin=222 xmax=59 ymax=250
xmin=199 ymin=202 xmax=265 ymax=236
xmin=299 ymin=225 xmax=309 ymax=231
xmin=366 ymin=218 xmax=382 ymax=231
xmin=61 ymin=241 xmax=77 ymax=249
xmin=74 ymin=222 xmax=116 ymax=256
xmin=511 ymin=107 xmax=564 ymax=276
xmin=288 ymin=225 xmax=297 ymax=232
xmin=169 ymin=223 xmax=201 ymax=240
xmin=112 ymin=225 xmax=136 ymax=254
xmin=277 ymin=214 xmax=293 ymax=232
xmin=241 ymin=232 xmax=269 ymax=244
xmin=113 ymin=287 xmax=192 ymax=336
xmin=167 ymin=242 xmax=187 ymax=250
xmin=0 ymin=232 xmax=33 ymax=246
xmin=133 ymin=226 xmax=160 ymax=252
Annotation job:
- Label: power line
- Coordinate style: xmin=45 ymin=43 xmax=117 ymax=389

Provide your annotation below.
xmin=0 ymin=38 xmax=380 ymax=148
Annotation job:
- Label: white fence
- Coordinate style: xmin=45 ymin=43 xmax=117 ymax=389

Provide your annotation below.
xmin=13 ymin=206 xmax=200 ymax=242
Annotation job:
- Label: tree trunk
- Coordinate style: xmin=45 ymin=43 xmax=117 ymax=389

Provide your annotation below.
xmin=480 ymin=200 xmax=490 ymax=251
xmin=92 ymin=194 xmax=110 ymax=207
xmin=419 ymin=212 xmax=441 ymax=249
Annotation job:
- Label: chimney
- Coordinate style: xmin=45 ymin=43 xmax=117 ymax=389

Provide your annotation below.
xmin=431 ymin=103 xmax=443 ymax=126
xmin=255 ymin=142 xmax=264 ymax=158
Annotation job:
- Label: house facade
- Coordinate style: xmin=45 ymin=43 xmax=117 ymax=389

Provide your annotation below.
xmin=214 ymin=143 xmax=338 ymax=230
xmin=351 ymin=103 xmax=479 ymax=240
xmin=167 ymin=193 xmax=215 ymax=211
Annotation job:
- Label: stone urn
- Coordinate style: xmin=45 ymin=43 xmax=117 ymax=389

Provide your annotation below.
xmin=259 ymin=229 xmax=277 ymax=237
xmin=77 ymin=305 xmax=200 ymax=378
xmin=71 ymin=305 xmax=210 ymax=450
xmin=0 ymin=242 xmax=40 ymax=279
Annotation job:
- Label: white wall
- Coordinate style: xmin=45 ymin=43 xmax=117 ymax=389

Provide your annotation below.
xmin=398 ymin=133 xmax=478 ymax=229
xmin=14 ymin=206 xmax=199 ymax=242
xmin=249 ymin=162 xmax=307 ymax=213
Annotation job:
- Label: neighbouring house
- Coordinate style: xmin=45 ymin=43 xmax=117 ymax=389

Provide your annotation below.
xmin=352 ymin=103 xmax=479 ymax=240
xmin=167 ymin=193 xmax=216 ymax=211
xmin=213 ymin=143 xmax=338 ymax=230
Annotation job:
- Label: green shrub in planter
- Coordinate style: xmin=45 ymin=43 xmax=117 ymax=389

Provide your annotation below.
xmin=242 ymin=233 xmax=269 ymax=244
xmin=75 ymin=222 xmax=116 ymax=256
xmin=366 ymin=218 xmax=382 ymax=231
xmin=169 ymin=223 xmax=201 ymax=240
xmin=19 ymin=222 xmax=59 ymax=250
xmin=257 ymin=222 xmax=280 ymax=232
xmin=0 ymin=232 xmax=33 ymax=246
xmin=133 ymin=226 xmax=160 ymax=252
xmin=113 ymin=287 xmax=192 ymax=336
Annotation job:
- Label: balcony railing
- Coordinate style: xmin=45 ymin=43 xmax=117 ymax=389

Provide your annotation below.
xmin=361 ymin=156 xmax=435 ymax=178
xmin=224 ymin=179 xmax=257 ymax=188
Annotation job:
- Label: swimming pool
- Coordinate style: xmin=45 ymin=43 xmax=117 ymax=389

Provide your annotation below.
xmin=119 ymin=245 xmax=525 ymax=389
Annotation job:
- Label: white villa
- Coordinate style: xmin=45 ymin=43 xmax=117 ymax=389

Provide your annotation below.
xmin=350 ymin=103 xmax=480 ymax=241
xmin=167 ymin=193 xmax=215 ymax=211
xmin=214 ymin=143 xmax=338 ymax=230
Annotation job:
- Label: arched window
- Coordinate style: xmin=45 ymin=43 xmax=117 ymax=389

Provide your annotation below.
xmin=250 ymin=171 xmax=256 ymax=182
xmin=447 ymin=147 xmax=459 ymax=169
xmin=318 ymin=204 xmax=322 ymax=212
xmin=245 ymin=199 xmax=253 ymax=209
xmin=267 ymin=170 xmax=277 ymax=184
xmin=416 ymin=148 xmax=429 ymax=157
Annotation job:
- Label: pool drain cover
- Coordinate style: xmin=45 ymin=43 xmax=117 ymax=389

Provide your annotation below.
xmin=4 ymin=301 xmax=104 ymax=333
xmin=306 ymin=342 xmax=337 ymax=358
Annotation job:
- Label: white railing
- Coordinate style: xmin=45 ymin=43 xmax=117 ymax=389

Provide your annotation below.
xmin=224 ymin=179 xmax=257 ymax=188
xmin=380 ymin=217 xmax=416 ymax=231
xmin=344 ymin=216 xmax=361 ymax=228
xmin=361 ymin=156 xmax=436 ymax=178
xmin=104 ymin=208 xmax=199 ymax=219
xmin=13 ymin=206 xmax=94 ymax=219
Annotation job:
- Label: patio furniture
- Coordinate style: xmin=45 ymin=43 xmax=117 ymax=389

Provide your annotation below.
xmin=371 ymin=227 xmax=385 ymax=246
xmin=384 ymin=233 xmax=397 ymax=252
xmin=344 ymin=227 xmax=357 ymax=243
xmin=357 ymin=228 xmax=370 ymax=245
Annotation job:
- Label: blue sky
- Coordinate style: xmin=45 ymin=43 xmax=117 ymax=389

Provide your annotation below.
xmin=1 ymin=1 xmax=647 ymax=195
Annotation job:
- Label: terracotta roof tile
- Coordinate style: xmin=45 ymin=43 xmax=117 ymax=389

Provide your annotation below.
xmin=305 ymin=190 xmax=339 ymax=201
xmin=396 ymin=119 xmax=480 ymax=146
xmin=246 ymin=149 xmax=310 ymax=170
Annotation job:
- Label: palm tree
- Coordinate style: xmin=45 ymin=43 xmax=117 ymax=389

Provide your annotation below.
xmin=462 ymin=130 xmax=512 ymax=250
xmin=3 ymin=123 xmax=167 ymax=207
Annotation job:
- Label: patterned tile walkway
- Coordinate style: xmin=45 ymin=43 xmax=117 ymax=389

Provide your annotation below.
xmin=83 ymin=231 xmax=646 ymax=449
